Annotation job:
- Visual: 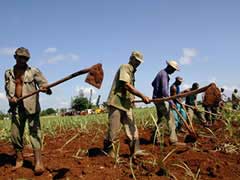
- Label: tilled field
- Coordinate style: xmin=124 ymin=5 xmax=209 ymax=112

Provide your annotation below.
xmin=0 ymin=120 xmax=240 ymax=180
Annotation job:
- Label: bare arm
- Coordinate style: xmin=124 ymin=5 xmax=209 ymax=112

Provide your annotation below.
xmin=124 ymin=82 xmax=149 ymax=104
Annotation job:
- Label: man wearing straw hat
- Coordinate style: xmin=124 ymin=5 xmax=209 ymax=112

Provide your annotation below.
xmin=151 ymin=60 xmax=185 ymax=146
xmin=103 ymin=51 xmax=150 ymax=158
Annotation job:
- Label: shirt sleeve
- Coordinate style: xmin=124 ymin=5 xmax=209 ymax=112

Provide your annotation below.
xmin=4 ymin=70 xmax=11 ymax=99
xmin=161 ymin=72 xmax=174 ymax=105
xmin=33 ymin=68 xmax=48 ymax=87
xmin=152 ymin=73 xmax=160 ymax=99
xmin=119 ymin=64 xmax=131 ymax=83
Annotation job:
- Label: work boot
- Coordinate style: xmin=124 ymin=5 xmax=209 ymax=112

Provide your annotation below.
xmin=129 ymin=139 xmax=143 ymax=156
xmin=103 ymin=139 xmax=115 ymax=158
xmin=13 ymin=151 xmax=23 ymax=170
xmin=33 ymin=149 xmax=44 ymax=175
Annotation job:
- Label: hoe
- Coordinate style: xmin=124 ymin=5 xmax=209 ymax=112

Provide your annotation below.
xmin=17 ymin=63 xmax=104 ymax=102
xmin=133 ymin=83 xmax=217 ymax=143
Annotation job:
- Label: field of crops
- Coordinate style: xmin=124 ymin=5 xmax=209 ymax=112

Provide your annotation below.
xmin=0 ymin=106 xmax=240 ymax=179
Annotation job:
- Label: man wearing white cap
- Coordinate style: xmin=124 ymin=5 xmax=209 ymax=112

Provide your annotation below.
xmin=104 ymin=51 xmax=150 ymax=158
xmin=151 ymin=60 xmax=185 ymax=146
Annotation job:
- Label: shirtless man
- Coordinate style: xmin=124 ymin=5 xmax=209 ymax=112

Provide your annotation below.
xmin=4 ymin=47 xmax=51 ymax=175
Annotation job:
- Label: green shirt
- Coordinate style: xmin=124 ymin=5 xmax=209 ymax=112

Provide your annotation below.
xmin=107 ymin=64 xmax=135 ymax=111
xmin=232 ymin=92 xmax=239 ymax=105
xmin=4 ymin=66 xmax=48 ymax=114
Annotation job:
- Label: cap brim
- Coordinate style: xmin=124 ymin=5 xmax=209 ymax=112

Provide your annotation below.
xmin=135 ymin=57 xmax=143 ymax=63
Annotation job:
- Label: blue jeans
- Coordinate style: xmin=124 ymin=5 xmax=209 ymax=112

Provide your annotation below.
xmin=172 ymin=103 xmax=187 ymax=131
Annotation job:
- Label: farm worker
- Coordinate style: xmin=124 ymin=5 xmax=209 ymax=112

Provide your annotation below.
xmin=220 ymin=88 xmax=227 ymax=102
xmin=202 ymin=83 xmax=221 ymax=126
xmin=184 ymin=83 xmax=207 ymax=125
xmin=4 ymin=47 xmax=52 ymax=175
xmin=170 ymin=76 xmax=187 ymax=132
xmin=219 ymin=88 xmax=227 ymax=111
xmin=103 ymin=51 xmax=150 ymax=158
xmin=151 ymin=60 xmax=185 ymax=146
xmin=232 ymin=89 xmax=240 ymax=110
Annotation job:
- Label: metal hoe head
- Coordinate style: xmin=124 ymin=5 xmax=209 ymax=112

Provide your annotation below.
xmin=85 ymin=63 xmax=104 ymax=89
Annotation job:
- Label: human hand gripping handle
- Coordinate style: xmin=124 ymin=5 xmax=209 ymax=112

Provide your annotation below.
xmin=141 ymin=95 xmax=150 ymax=104
xmin=8 ymin=96 xmax=18 ymax=104
xmin=170 ymin=103 xmax=176 ymax=109
xmin=40 ymin=85 xmax=52 ymax=95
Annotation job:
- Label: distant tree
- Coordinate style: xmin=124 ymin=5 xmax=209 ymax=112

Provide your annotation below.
xmin=59 ymin=108 xmax=67 ymax=113
xmin=0 ymin=111 xmax=9 ymax=120
xmin=71 ymin=96 xmax=92 ymax=111
xmin=41 ymin=108 xmax=56 ymax=116
xmin=0 ymin=111 xmax=4 ymax=120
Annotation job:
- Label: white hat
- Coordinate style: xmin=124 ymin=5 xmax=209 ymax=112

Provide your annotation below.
xmin=176 ymin=76 xmax=183 ymax=82
xmin=166 ymin=60 xmax=180 ymax=71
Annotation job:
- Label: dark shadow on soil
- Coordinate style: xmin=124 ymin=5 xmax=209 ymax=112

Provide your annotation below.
xmin=0 ymin=153 xmax=33 ymax=170
xmin=139 ymin=138 xmax=152 ymax=145
xmin=53 ymin=168 xmax=69 ymax=180
xmin=23 ymin=160 xmax=34 ymax=170
xmin=88 ymin=147 xmax=105 ymax=157
xmin=121 ymin=154 xmax=130 ymax=158
xmin=0 ymin=153 xmax=15 ymax=166
xmin=156 ymin=167 xmax=168 ymax=176
xmin=184 ymin=134 xmax=197 ymax=143
xmin=123 ymin=138 xmax=153 ymax=145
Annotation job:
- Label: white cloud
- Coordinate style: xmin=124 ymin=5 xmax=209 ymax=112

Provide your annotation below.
xmin=46 ymin=54 xmax=65 ymax=64
xmin=46 ymin=53 xmax=79 ymax=64
xmin=40 ymin=95 xmax=70 ymax=109
xmin=69 ymin=53 xmax=79 ymax=61
xmin=179 ymin=48 xmax=198 ymax=65
xmin=0 ymin=48 xmax=16 ymax=56
xmin=0 ymin=92 xmax=6 ymax=100
xmin=44 ymin=47 xmax=57 ymax=53
xmin=75 ymin=86 xmax=96 ymax=97
xmin=182 ymin=83 xmax=191 ymax=90
xmin=59 ymin=101 xmax=70 ymax=107
xmin=222 ymin=85 xmax=239 ymax=92
xmin=208 ymin=77 xmax=217 ymax=83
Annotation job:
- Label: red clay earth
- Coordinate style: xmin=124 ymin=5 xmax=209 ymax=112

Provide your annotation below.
xmin=0 ymin=120 xmax=240 ymax=180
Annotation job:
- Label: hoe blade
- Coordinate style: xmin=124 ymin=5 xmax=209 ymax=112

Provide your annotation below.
xmin=85 ymin=63 xmax=104 ymax=89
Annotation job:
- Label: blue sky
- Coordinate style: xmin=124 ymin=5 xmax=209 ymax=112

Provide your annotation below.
xmin=0 ymin=0 xmax=240 ymax=112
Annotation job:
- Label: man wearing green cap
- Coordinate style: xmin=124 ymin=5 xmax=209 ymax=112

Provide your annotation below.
xmin=103 ymin=51 xmax=150 ymax=158
xmin=4 ymin=47 xmax=52 ymax=175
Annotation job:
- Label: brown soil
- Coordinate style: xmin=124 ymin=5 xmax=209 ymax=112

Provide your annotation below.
xmin=0 ymin=120 xmax=240 ymax=180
